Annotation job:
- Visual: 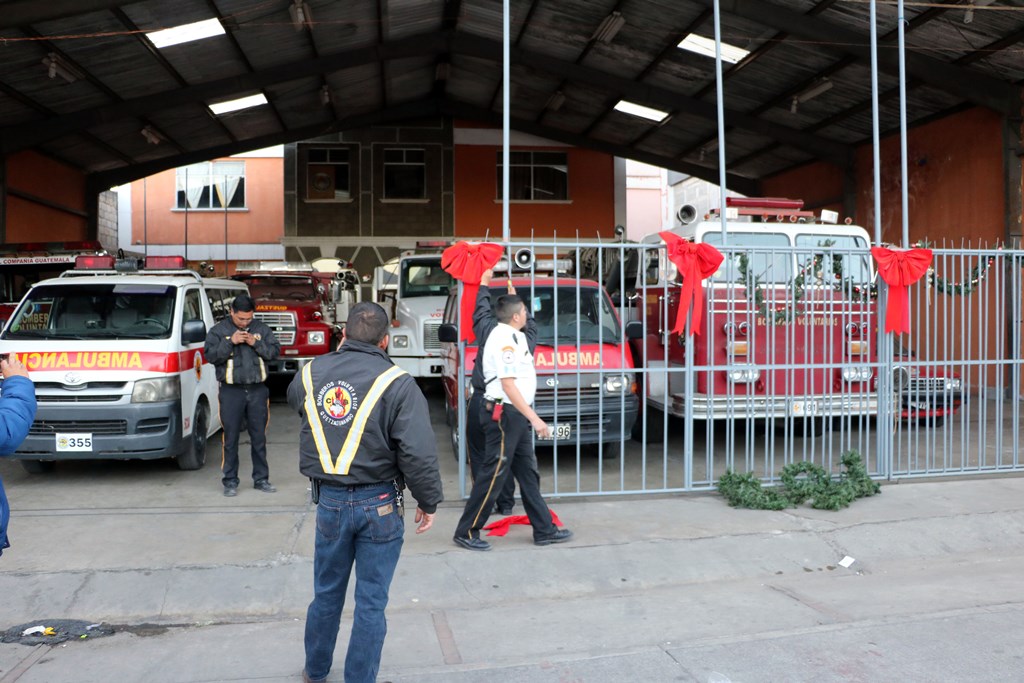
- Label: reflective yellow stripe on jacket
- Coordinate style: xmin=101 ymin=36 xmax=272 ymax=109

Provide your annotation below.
xmin=301 ymin=363 xmax=407 ymax=475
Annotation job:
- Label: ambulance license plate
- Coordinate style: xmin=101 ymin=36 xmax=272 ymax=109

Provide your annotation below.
xmin=538 ymin=424 xmax=571 ymax=440
xmin=56 ymin=433 xmax=93 ymax=452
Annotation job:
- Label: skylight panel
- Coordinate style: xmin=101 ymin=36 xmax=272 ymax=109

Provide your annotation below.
xmin=678 ymin=33 xmax=750 ymax=64
xmin=208 ymin=94 xmax=269 ymax=115
xmin=147 ymin=18 xmax=226 ymax=49
xmin=613 ymin=100 xmax=669 ymax=123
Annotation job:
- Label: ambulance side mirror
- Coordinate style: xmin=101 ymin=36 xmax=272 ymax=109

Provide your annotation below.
xmin=181 ymin=318 xmax=207 ymax=345
xmin=438 ymin=323 xmax=458 ymax=343
xmin=624 ymin=320 xmax=643 ymax=340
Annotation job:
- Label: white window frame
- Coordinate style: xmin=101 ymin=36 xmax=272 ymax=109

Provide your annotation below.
xmin=175 ymin=161 xmax=246 ymax=210
xmin=306 ymin=147 xmax=352 ymax=202
xmin=382 ymin=148 xmax=427 ymax=200
xmin=496 ymin=150 xmax=570 ymax=202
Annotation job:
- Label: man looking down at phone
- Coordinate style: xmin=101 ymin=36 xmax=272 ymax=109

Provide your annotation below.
xmin=452 ymin=294 xmax=572 ymax=551
xmin=204 ymin=294 xmax=281 ymax=497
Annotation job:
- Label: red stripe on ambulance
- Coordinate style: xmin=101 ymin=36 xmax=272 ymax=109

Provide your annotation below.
xmin=15 ymin=351 xmax=180 ymax=372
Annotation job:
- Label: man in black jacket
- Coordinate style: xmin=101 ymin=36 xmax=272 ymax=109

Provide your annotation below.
xmin=204 ymin=294 xmax=281 ymax=497
xmin=288 ymin=301 xmax=442 ymax=683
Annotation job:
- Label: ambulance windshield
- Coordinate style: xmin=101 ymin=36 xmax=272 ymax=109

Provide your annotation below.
xmin=490 ymin=285 xmax=621 ymax=345
xmin=2 ymin=283 xmax=177 ymax=339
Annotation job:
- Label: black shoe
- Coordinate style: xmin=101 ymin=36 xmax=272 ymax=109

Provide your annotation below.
xmin=453 ymin=535 xmax=492 ymax=551
xmin=223 ymin=486 xmax=238 ymax=497
xmin=496 ymin=507 xmax=513 ymax=516
xmin=535 ymin=528 xmax=573 ymax=546
xmin=254 ymin=480 xmax=277 ymax=493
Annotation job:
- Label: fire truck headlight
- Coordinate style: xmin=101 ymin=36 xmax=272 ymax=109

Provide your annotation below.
xmin=945 ymin=378 xmax=962 ymax=391
xmin=726 ymin=367 xmax=760 ymax=383
xmin=307 ymin=331 xmax=325 ymax=345
xmin=391 ymin=334 xmax=409 ymax=349
xmin=604 ymin=374 xmax=629 ymax=393
xmin=842 ymin=367 xmax=873 ymax=382
xmin=132 ymin=376 xmax=181 ymax=403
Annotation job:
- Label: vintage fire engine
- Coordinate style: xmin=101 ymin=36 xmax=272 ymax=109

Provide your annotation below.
xmin=628 ymin=197 xmax=962 ymax=438
xmin=231 ymin=260 xmax=360 ymax=375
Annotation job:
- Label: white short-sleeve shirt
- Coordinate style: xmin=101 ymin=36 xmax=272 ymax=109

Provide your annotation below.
xmin=481 ymin=322 xmax=536 ymax=405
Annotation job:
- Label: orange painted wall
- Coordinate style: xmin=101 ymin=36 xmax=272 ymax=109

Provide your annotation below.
xmin=5 ymin=151 xmax=88 ymax=241
xmin=130 ymin=157 xmax=283 ymax=246
xmin=762 ymin=107 xmax=1005 ymax=246
xmin=453 ymin=146 xmax=616 ymax=239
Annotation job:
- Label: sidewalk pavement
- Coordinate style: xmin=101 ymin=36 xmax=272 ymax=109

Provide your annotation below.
xmin=3 ymin=474 xmax=1024 ymax=682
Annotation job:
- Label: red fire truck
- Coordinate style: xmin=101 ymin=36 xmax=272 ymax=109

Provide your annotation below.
xmin=0 ymin=240 xmax=107 ymax=327
xmin=628 ymin=197 xmax=962 ymax=438
xmin=231 ymin=262 xmax=359 ymax=375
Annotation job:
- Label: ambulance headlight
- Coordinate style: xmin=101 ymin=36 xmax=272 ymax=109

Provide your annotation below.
xmin=307 ymin=331 xmax=325 ymax=345
xmin=391 ymin=335 xmax=409 ymax=349
xmin=131 ymin=376 xmax=181 ymax=403
xmin=604 ymin=374 xmax=629 ymax=393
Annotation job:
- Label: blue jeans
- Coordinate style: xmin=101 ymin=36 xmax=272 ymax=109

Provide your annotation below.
xmin=304 ymin=482 xmax=404 ymax=682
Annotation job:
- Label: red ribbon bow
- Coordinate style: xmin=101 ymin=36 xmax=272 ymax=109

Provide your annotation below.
xmin=483 ymin=509 xmax=563 ymax=537
xmin=870 ymin=246 xmax=933 ymax=335
xmin=441 ymin=241 xmax=504 ymax=343
xmin=659 ymin=232 xmax=724 ymax=336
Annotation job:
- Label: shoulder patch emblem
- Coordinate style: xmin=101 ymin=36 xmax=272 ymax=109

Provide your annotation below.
xmin=500 ymin=345 xmax=516 ymax=365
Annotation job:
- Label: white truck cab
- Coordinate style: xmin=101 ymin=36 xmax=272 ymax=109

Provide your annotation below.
xmin=372 ymin=250 xmax=454 ymax=378
xmin=0 ymin=254 xmax=247 ymax=473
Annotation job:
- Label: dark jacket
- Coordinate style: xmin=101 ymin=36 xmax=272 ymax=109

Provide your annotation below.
xmin=0 ymin=376 xmax=38 ymax=557
xmin=470 ymin=285 xmax=538 ymax=391
xmin=287 ymin=340 xmax=443 ymax=514
xmin=204 ymin=317 xmax=280 ymax=385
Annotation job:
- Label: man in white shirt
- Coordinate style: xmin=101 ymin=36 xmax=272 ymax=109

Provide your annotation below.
xmin=452 ymin=294 xmax=573 ymax=551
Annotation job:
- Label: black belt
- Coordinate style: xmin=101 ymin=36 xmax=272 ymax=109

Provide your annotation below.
xmin=319 ymin=480 xmax=392 ymax=491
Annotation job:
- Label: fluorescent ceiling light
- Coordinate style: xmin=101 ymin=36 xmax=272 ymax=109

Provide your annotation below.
xmin=678 ymin=33 xmax=750 ymax=64
xmin=147 ymin=18 xmax=226 ymax=49
xmin=208 ymin=93 xmax=269 ymax=115
xmin=613 ymin=100 xmax=669 ymax=123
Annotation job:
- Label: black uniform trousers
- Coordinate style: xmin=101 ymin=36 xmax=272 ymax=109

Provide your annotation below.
xmin=467 ymin=391 xmax=515 ymax=512
xmin=454 ymin=402 xmax=558 ymax=542
xmin=219 ymin=382 xmax=270 ymax=488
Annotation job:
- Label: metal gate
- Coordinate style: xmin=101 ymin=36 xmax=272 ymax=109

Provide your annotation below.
xmin=445 ymin=239 xmax=1024 ymax=498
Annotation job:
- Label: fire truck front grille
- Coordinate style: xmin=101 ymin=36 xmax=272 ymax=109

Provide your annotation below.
xmin=423 ymin=321 xmax=441 ymax=351
xmin=29 ymin=419 xmax=127 ymax=436
xmin=254 ymin=311 xmax=296 ymax=345
xmin=907 ymin=377 xmax=948 ymax=393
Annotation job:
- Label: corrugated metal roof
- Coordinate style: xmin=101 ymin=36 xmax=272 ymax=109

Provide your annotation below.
xmin=0 ymin=0 xmax=1020 ymax=192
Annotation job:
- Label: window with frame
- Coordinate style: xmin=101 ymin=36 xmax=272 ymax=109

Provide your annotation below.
xmin=181 ymin=288 xmax=203 ymax=325
xmin=496 ymin=151 xmax=569 ymax=201
xmin=307 ymin=147 xmax=351 ymax=201
xmin=176 ymin=161 xmax=246 ymax=209
xmin=383 ymin=148 xmax=426 ymax=199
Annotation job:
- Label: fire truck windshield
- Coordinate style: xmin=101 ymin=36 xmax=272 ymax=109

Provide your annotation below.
xmin=2 ymin=283 xmax=176 ymax=339
xmin=704 ymin=232 xmax=792 ymax=284
xmin=490 ymin=285 xmax=621 ymax=345
xmin=239 ymin=275 xmax=317 ymax=302
xmin=401 ymin=259 xmax=453 ymax=298
xmin=795 ymin=233 xmax=873 ymax=284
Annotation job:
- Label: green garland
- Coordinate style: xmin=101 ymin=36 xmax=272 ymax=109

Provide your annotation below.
xmin=717 ymin=451 xmax=880 ymax=511
xmin=912 ymin=241 xmax=1000 ymax=296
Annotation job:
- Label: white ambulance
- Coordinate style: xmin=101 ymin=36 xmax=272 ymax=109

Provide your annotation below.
xmin=0 ymin=254 xmax=247 ymax=473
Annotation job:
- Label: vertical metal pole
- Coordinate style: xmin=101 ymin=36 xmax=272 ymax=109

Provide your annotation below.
xmin=184 ymin=167 xmax=189 ymax=263
xmin=897 ymin=0 xmax=910 ymax=249
xmin=224 ymin=174 xmax=229 ymax=275
xmin=143 ymin=176 xmax=148 ymax=257
xmin=502 ymin=0 xmax=510 ymax=243
xmin=713 ymin=0 xmax=728 ymax=246
xmin=870 ymin=0 xmax=891 ymax=480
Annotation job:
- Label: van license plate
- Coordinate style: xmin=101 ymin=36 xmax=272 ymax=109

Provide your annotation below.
xmin=56 ymin=433 xmax=93 ymax=452
xmin=538 ymin=424 xmax=571 ymax=440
